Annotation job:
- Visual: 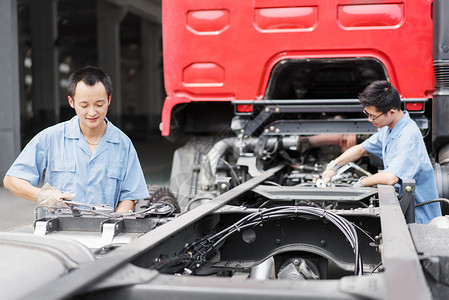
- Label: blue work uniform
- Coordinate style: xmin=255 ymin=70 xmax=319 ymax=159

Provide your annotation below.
xmin=361 ymin=111 xmax=441 ymax=224
xmin=6 ymin=116 xmax=149 ymax=209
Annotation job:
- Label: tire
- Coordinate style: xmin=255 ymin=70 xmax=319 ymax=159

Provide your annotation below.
xmin=135 ymin=185 xmax=180 ymax=213
xmin=169 ymin=136 xmax=215 ymax=212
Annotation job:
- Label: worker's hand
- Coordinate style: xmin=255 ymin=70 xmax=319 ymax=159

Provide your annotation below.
xmin=35 ymin=183 xmax=75 ymax=210
xmin=322 ymin=168 xmax=337 ymax=185
xmin=322 ymin=160 xmax=339 ymax=184
xmin=353 ymin=176 xmax=367 ymax=188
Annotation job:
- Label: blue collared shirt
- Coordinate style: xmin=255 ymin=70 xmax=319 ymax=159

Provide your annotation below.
xmin=6 ymin=116 xmax=149 ymax=209
xmin=362 ymin=111 xmax=441 ymax=224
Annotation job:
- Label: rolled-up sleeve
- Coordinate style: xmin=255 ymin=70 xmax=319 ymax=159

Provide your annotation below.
xmin=361 ymin=131 xmax=383 ymax=159
xmin=117 ymin=143 xmax=149 ymax=203
xmin=6 ymin=132 xmax=48 ymax=187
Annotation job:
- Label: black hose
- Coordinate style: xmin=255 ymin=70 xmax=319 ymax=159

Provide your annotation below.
xmin=415 ymin=198 xmax=449 ymax=207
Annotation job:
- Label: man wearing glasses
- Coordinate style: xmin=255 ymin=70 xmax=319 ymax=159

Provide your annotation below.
xmin=322 ymin=80 xmax=441 ymax=224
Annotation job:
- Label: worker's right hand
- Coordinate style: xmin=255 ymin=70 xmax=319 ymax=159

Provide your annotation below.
xmin=35 ymin=183 xmax=75 ymax=210
xmin=322 ymin=168 xmax=337 ymax=185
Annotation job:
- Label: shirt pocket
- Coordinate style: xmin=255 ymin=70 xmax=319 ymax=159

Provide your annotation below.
xmin=50 ymin=160 xmax=76 ymax=192
xmin=105 ymin=161 xmax=124 ymax=205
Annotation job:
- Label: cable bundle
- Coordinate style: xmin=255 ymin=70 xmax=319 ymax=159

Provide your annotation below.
xmin=153 ymin=206 xmax=363 ymax=276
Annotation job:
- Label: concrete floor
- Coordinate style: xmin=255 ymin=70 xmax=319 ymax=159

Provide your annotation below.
xmin=0 ymin=136 xmax=184 ymax=231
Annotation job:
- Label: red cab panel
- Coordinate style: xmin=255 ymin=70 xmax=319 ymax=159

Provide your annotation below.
xmin=161 ymin=0 xmax=433 ymax=136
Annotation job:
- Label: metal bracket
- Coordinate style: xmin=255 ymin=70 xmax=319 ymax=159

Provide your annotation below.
xmin=217 ymin=177 xmax=232 ymax=194
xmin=237 ymin=156 xmax=262 ymax=177
xmin=101 ymin=219 xmax=124 ymax=246
xmin=399 ymin=179 xmax=416 ymax=223
xmin=34 ymin=217 xmax=59 ymax=235
xmin=241 ymin=108 xmax=272 ymax=137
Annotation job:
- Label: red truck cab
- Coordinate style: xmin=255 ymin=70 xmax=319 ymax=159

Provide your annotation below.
xmin=161 ymin=0 xmax=433 ymax=138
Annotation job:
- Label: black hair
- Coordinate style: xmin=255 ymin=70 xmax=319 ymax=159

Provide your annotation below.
xmin=67 ymin=66 xmax=113 ymax=98
xmin=358 ymin=80 xmax=401 ymax=112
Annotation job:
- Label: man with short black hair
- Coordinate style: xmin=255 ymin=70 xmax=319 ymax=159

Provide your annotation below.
xmin=322 ymin=80 xmax=441 ymax=224
xmin=3 ymin=66 xmax=149 ymax=212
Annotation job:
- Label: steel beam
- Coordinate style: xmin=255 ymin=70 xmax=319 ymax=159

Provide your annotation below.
xmin=377 ymin=184 xmax=432 ymax=300
xmin=264 ymin=119 xmax=378 ymax=135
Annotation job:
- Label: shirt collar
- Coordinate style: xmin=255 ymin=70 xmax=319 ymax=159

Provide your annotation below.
xmin=65 ymin=115 xmax=120 ymax=144
xmin=389 ymin=110 xmax=410 ymax=138
xmin=103 ymin=118 xmax=120 ymax=144
xmin=65 ymin=116 xmax=81 ymax=139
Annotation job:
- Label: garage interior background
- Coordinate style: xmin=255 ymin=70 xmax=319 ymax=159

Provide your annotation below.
xmin=0 ymin=0 xmax=165 ymax=179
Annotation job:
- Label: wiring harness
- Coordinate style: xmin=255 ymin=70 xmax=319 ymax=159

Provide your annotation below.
xmin=151 ymin=206 xmax=363 ymax=276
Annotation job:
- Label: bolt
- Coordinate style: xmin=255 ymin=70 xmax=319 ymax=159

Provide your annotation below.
xmin=405 ymin=185 xmax=412 ymax=192
xmin=270 ymin=126 xmax=275 ymax=131
xmin=443 ymin=45 xmax=449 ymax=53
xmin=275 ymin=128 xmax=280 ymax=133
xmin=264 ymin=129 xmax=269 ymax=133
xmin=320 ymin=240 xmax=326 ymax=246
xmin=240 ymin=129 xmax=245 ymax=133
xmin=275 ymin=107 xmax=280 ymax=112
xmin=115 ymin=224 xmax=120 ymax=230
xmin=48 ymin=222 xmax=53 ymax=228
xmin=293 ymin=259 xmax=300 ymax=265
xmin=265 ymin=107 xmax=270 ymax=112
xmin=220 ymin=183 xmax=227 ymax=190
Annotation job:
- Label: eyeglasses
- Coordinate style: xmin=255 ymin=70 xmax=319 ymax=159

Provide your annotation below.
xmin=363 ymin=108 xmax=386 ymax=121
